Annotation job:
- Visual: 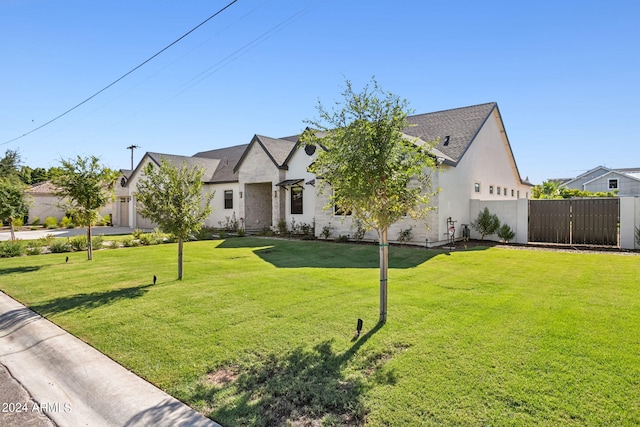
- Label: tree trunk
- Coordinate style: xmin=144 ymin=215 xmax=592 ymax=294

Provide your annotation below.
xmin=87 ymin=225 xmax=93 ymax=260
xmin=9 ymin=218 xmax=15 ymax=241
xmin=378 ymin=227 xmax=388 ymax=324
xmin=177 ymin=237 xmax=184 ymax=280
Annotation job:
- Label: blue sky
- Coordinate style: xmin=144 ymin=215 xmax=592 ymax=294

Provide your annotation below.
xmin=1 ymin=0 xmax=638 ymax=184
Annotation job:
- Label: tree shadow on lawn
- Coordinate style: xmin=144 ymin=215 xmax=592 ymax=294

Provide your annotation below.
xmin=29 ymin=284 xmax=154 ymax=317
xmin=216 ymin=238 xmax=474 ymax=269
xmin=191 ymin=323 xmax=399 ymax=426
xmin=0 ymin=265 xmax=46 ymax=275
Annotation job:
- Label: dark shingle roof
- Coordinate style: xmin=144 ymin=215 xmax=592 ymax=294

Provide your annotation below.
xmin=255 ymin=135 xmax=298 ymax=167
xmin=404 ymin=102 xmax=497 ymax=165
xmin=194 ymin=144 xmax=248 ymax=183
xmin=146 ymin=152 xmax=221 ymax=183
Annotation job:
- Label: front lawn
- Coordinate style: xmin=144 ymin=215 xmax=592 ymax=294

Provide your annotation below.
xmin=0 ymin=238 xmax=638 ymax=426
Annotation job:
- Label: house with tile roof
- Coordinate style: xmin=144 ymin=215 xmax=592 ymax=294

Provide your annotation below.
xmin=123 ymin=102 xmax=532 ymax=245
xmin=560 ymin=166 xmax=640 ymax=196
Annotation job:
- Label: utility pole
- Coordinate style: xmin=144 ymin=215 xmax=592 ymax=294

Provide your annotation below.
xmin=126 ymin=145 xmax=140 ymax=170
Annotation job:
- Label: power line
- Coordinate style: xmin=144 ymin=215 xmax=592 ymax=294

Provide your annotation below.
xmin=2 ymin=0 xmax=239 ymax=146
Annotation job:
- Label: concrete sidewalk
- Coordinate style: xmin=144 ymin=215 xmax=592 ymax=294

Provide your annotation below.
xmin=0 ymin=291 xmax=221 ymax=427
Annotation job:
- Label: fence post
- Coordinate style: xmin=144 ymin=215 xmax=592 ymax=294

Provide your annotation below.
xmin=620 ymin=197 xmax=637 ymax=250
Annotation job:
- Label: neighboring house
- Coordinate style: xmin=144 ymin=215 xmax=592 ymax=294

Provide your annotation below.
xmin=561 ymin=166 xmax=640 ymax=196
xmin=123 ymin=102 xmax=532 ymax=245
xmin=27 ymin=181 xmax=67 ymax=223
xmin=27 ymin=181 xmax=115 ymax=225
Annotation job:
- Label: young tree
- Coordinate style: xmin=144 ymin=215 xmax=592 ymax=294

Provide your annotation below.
xmin=0 ymin=180 xmax=29 ymax=241
xmin=52 ymin=156 xmax=118 ymax=260
xmin=471 ymin=207 xmax=500 ymax=240
xmin=134 ymin=158 xmax=214 ymax=280
xmin=0 ymin=149 xmax=22 ymax=180
xmin=302 ymin=79 xmax=438 ymax=323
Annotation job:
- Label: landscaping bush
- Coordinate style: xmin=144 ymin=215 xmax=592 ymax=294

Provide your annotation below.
xmin=320 ymin=224 xmax=332 ymax=240
xmin=636 ymin=226 xmax=640 ymax=246
xmin=69 ymin=235 xmax=87 ymax=251
xmin=351 ymin=218 xmax=366 ymax=242
xmin=105 ymin=240 xmax=120 ymax=249
xmin=60 ymin=216 xmax=74 ymax=228
xmin=139 ymin=233 xmax=159 ymax=246
xmin=335 ymin=234 xmax=349 ymax=243
xmin=31 ymin=216 xmax=40 ymax=226
xmin=0 ymin=240 xmax=24 ymax=258
xmin=471 ymin=207 xmax=500 ymax=240
xmin=397 ymin=226 xmax=414 ymax=242
xmin=25 ymin=240 xmax=44 ymax=256
xmin=39 ymin=234 xmax=56 ymax=247
xmin=49 ymin=239 xmax=72 ymax=253
xmin=497 ymin=223 xmax=516 ymax=243
xmin=91 ymin=234 xmax=104 ymax=250
xmin=13 ymin=217 xmax=24 ymax=228
xmin=132 ymin=228 xmax=145 ymax=239
xmin=122 ymin=236 xmax=140 ymax=247
xmin=44 ymin=217 xmax=58 ymax=229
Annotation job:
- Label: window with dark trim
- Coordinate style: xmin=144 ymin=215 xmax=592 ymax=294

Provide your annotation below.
xmin=497 ymin=187 xmax=501 ymax=195
xmin=291 ymin=187 xmax=303 ymax=214
xmin=608 ymin=179 xmax=618 ymax=189
xmin=224 ymin=190 xmax=233 ymax=209
xmin=489 ymin=185 xmax=494 ymax=195
xmin=474 ymin=182 xmax=480 ymax=193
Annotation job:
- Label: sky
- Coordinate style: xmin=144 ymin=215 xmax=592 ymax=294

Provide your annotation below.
xmin=1 ymin=0 xmax=638 ymax=184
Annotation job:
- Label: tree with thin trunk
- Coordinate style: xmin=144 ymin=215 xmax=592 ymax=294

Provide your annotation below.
xmin=52 ymin=156 xmax=118 ymax=260
xmin=0 ymin=180 xmax=29 ymax=241
xmin=302 ymin=78 xmax=438 ymax=323
xmin=134 ymin=158 xmax=213 ymax=280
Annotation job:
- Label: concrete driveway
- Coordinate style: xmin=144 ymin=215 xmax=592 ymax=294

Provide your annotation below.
xmin=0 ymin=226 xmax=137 ymax=241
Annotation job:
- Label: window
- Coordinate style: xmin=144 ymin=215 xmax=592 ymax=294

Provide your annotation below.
xmin=291 ymin=187 xmax=303 ymax=214
xmin=517 ymin=191 xmax=520 ymax=198
xmin=609 ymin=179 xmax=618 ymax=189
xmin=474 ymin=182 xmax=480 ymax=193
xmin=489 ymin=185 xmax=494 ymax=195
xmin=511 ymin=189 xmax=515 ymax=197
xmin=497 ymin=187 xmax=501 ymax=195
xmin=504 ymin=187 xmax=508 ymax=197
xmin=224 ymin=190 xmax=233 ymax=209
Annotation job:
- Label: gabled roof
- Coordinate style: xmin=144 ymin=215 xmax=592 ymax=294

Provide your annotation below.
xmin=193 ymin=143 xmax=248 ymax=183
xmin=128 ymin=152 xmax=220 ymax=185
xmin=28 ymin=181 xmax=58 ymax=194
xmin=233 ymin=135 xmax=298 ymax=172
xmin=583 ymin=170 xmax=640 ymax=186
xmin=403 ymin=102 xmax=497 ymax=165
xmin=561 ymin=166 xmax=610 ymax=187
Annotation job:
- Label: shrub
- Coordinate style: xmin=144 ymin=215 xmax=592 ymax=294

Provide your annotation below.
xmin=122 ymin=236 xmax=139 ymax=247
xmin=25 ymin=242 xmax=43 ymax=256
xmin=497 ymin=224 xmax=516 ymax=243
xmin=132 ymin=228 xmax=145 ymax=239
xmin=39 ymin=234 xmax=56 ymax=247
xmin=105 ymin=240 xmax=120 ymax=249
xmin=13 ymin=217 xmax=24 ymax=228
xmin=60 ymin=216 xmax=74 ymax=228
xmin=44 ymin=217 xmax=58 ymax=229
xmin=320 ymin=224 xmax=332 ymax=240
xmin=139 ymin=233 xmax=158 ymax=246
xmin=31 ymin=216 xmax=40 ymax=226
xmin=471 ymin=208 xmax=500 ymax=240
xmin=69 ymin=235 xmax=88 ymax=251
xmin=0 ymin=240 xmax=25 ymax=258
xmin=49 ymin=239 xmax=72 ymax=253
xmin=237 ymin=228 xmax=246 ymax=237
xmin=218 ymin=213 xmax=239 ymax=231
xmin=351 ymin=219 xmax=366 ymax=242
xmin=195 ymin=227 xmax=215 ymax=241
xmin=335 ymin=234 xmax=349 ymax=243
xmin=218 ymin=230 xmax=227 ymax=239
xmin=636 ymin=226 xmax=640 ymax=246
xmin=91 ymin=234 xmax=104 ymax=250
xmin=277 ymin=219 xmax=288 ymax=235
xmin=397 ymin=226 xmax=414 ymax=242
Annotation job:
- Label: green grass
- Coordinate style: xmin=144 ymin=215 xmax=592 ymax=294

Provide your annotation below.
xmin=0 ymin=238 xmax=638 ymax=426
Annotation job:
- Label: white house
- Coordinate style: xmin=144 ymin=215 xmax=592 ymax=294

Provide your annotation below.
xmin=561 ymin=166 xmax=640 ymax=196
xmin=119 ymin=144 xmax=247 ymax=229
xmin=122 ymin=102 xmax=532 ymax=245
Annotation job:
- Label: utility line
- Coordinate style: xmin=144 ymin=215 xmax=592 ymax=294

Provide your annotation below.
xmin=2 ymin=0 xmax=239 ymax=146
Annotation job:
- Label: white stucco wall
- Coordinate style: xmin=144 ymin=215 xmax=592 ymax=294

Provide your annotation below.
xmin=469 ymin=199 xmax=528 ymax=244
xmin=282 ymin=145 xmax=317 ymax=229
